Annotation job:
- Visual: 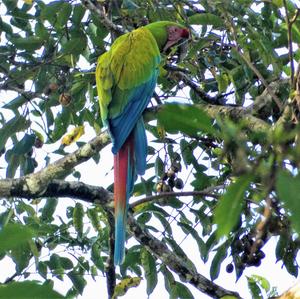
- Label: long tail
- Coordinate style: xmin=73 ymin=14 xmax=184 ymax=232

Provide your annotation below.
xmin=114 ymin=135 xmax=135 ymax=265
xmin=113 ymin=118 xmax=147 ymax=265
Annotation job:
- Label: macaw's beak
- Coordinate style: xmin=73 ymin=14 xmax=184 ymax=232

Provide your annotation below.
xmin=163 ymin=27 xmax=190 ymax=52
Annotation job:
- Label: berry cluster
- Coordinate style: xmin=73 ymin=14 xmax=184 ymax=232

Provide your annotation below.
xmin=227 ymin=234 xmax=266 ymax=273
xmin=156 ymin=160 xmax=184 ymax=193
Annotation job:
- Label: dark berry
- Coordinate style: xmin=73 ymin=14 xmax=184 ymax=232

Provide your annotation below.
xmin=174 ymin=178 xmax=184 ymax=189
xmin=226 ymin=263 xmax=234 ymax=273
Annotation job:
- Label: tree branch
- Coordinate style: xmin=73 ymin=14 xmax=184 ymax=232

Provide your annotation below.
xmin=131 ymin=189 xmax=221 ymax=209
xmin=127 ymin=214 xmax=243 ymax=299
xmin=81 ymin=0 xmax=124 ymax=35
xmin=145 ymin=103 xmax=270 ymax=134
xmin=201 ymin=103 xmax=271 ymax=132
xmin=0 ymin=132 xmax=111 ymax=198
xmin=236 ymin=49 xmax=283 ymax=111
xmin=168 ymin=69 xmax=223 ymax=105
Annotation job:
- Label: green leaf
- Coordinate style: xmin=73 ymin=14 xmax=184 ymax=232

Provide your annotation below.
xmin=247 ymin=276 xmax=264 ymax=299
xmin=188 ymin=13 xmax=223 ymax=28
xmin=38 ymin=261 xmax=48 ymax=279
xmin=41 ymin=198 xmax=58 ymax=222
xmin=216 ymin=73 xmax=229 ymax=93
xmin=165 ymin=237 xmax=197 ymax=272
xmin=10 ymin=36 xmax=44 ymax=51
xmin=91 ymin=243 xmax=104 ymax=271
xmin=276 ymin=170 xmax=300 ymax=234
xmin=0 ymin=223 xmax=34 ymax=252
xmin=60 ymin=257 xmax=73 ymax=270
xmin=2 ymin=96 xmax=27 ymax=110
xmin=161 ymin=265 xmax=175 ymax=294
xmin=180 ymin=139 xmax=194 ymax=166
xmin=49 ymin=253 xmax=64 ymax=280
xmin=68 ymin=270 xmax=87 ymax=295
xmin=12 ymin=133 xmax=35 ymax=155
xmin=0 ymin=281 xmax=65 ymax=299
xmin=141 ymin=249 xmax=158 ymax=296
xmin=56 ymin=2 xmax=72 ymax=28
xmin=155 ymin=156 xmax=164 ymax=178
xmin=210 ymin=244 xmax=228 ymax=280
xmin=5 ymin=150 xmax=20 ymax=178
xmin=87 ymin=208 xmax=101 ymax=232
xmin=214 ymin=175 xmax=253 ymax=238
xmin=72 ymin=4 xmax=86 ymax=25
xmin=35 ymin=22 xmax=49 ymax=40
xmin=172 ymin=281 xmax=194 ymax=299
xmin=0 ymin=116 xmax=30 ymax=151
xmin=73 ymin=202 xmax=84 ymax=237
xmin=248 ymin=275 xmax=270 ymax=293
xmin=10 ymin=242 xmax=31 ymax=273
xmin=158 ymin=104 xmax=217 ymax=137
xmin=62 ymin=37 xmax=87 ymax=55
xmin=40 ymin=1 xmax=63 ymax=24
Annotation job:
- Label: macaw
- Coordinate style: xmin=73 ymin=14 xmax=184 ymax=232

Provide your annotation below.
xmin=96 ymin=21 xmax=189 ymax=265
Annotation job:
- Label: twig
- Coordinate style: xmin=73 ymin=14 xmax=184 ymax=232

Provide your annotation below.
xmin=169 ymin=70 xmax=223 ymax=105
xmin=237 ymin=50 xmax=283 ymax=111
xmin=283 ymin=0 xmax=299 ymax=87
xmin=81 ymin=0 xmax=124 ymax=35
xmin=131 ymin=190 xmax=221 ymax=209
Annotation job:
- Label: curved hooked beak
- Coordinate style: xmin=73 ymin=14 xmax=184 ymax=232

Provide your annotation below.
xmin=163 ymin=27 xmax=190 ymax=53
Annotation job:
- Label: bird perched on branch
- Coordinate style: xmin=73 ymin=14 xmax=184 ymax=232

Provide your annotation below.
xmin=96 ymin=21 xmax=189 ymax=265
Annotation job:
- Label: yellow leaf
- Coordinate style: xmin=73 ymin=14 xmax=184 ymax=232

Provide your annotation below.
xmin=157 ymin=120 xmax=166 ymax=139
xmin=132 ymin=202 xmax=149 ymax=213
xmin=113 ymin=277 xmax=142 ymax=298
xmin=23 ymin=0 xmax=33 ymax=4
xmin=61 ymin=126 xmax=85 ymax=146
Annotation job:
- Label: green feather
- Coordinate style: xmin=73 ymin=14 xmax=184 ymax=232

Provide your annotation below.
xmin=96 ymin=26 xmax=160 ymax=122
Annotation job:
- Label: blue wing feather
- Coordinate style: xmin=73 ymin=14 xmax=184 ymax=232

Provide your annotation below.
xmin=108 ymin=68 xmax=158 ymax=155
xmin=133 ymin=118 xmax=147 ymax=175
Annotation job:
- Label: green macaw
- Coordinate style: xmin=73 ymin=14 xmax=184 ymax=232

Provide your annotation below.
xmin=96 ymin=21 xmax=189 ymax=265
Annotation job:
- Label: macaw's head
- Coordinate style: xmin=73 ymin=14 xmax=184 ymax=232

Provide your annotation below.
xmin=145 ymin=21 xmax=190 ymax=53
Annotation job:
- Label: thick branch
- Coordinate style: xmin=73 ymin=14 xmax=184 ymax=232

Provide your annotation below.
xmin=127 ymin=214 xmax=243 ymax=299
xmin=145 ymin=103 xmax=270 ymax=134
xmin=2 ymin=179 xmax=113 ymax=206
xmin=0 ymin=132 xmax=110 ymax=198
xmin=201 ymin=104 xmax=270 ymax=132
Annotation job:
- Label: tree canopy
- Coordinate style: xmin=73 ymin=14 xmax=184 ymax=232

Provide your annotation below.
xmin=0 ymin=0 xmax=300 ymax=298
